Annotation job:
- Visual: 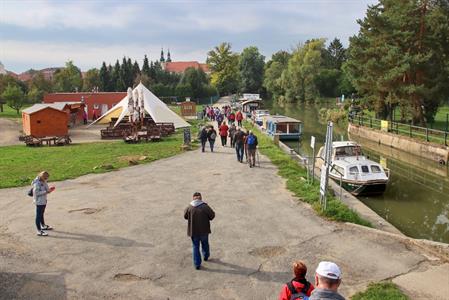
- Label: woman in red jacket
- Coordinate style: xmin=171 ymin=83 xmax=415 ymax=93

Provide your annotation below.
xmin=279 ymin=261 xmax=314 ymax=300
xmin=219 ymin=122 xmax=229 ymax=147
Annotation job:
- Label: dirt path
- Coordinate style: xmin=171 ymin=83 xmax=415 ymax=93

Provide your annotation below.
xmin=0 ymin=131 xmax=448 ymax=299
xmin=0 ymin=118 xmax=21 ymax=146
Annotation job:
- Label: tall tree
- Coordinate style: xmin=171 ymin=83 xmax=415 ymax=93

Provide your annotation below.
xmin=53 ymin=61 xmax=83 ymax=92
xmin=239 ymin=46 xmax=265 ymax=93
xmin=111 ymin=60 xmax=124 ymax=91
xmin=264 ymin=51 xmax=291 ymax=98
xmin=99 ymin=62 xmax=111 ymax=91
xmin=141 ymin=55 xmax=151 ymax=79
xmin=179 ymin=67 xmax=208 ymax=99
xmin=207 ymin=42 xmax=240 ymax=95
xmin=345 ymin=0 xmax=449 ymax=124
xmin=27 ymin=72 xmax=52 ymax=103
xmin=120 ymin=57 xmax=133 ymax=89
xmin=132 ymin=60 xmax=140 ymax=83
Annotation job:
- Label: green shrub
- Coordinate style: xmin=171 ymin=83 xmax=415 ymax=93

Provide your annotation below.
xmin=351 ymin=282 xmax=408 ymax=300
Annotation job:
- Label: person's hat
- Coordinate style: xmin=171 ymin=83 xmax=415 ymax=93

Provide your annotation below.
xmin=316 ymin=261 xmax=341 ymax=280
xmin=193 ymin=192 xmax=202 ymax=197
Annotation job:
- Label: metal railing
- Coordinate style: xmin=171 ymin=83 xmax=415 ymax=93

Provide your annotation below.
xmin=349 ymin=114 xmax=449 ymax=146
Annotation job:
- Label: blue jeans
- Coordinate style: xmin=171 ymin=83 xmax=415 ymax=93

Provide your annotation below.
xmin=35 ymin=205 xmax=46 ymax=231
xmin=209 ymin=139 xmax=215 ymax=152
xmin=235 ymin=143 xmax=244 ymax=161
xmin=191 ymin=235 xmax=210 ymax=267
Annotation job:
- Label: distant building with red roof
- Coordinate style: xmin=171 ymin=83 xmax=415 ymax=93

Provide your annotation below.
xmin=163 ymin=61 xmax=210 ymax=74
xmin=44 ymin=92 xmax=126 ymax=120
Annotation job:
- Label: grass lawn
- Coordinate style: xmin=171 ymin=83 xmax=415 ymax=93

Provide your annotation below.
xmin=245 ymin=121 xmax=371 ymax=227
xmin=0 ymin=120 xmax=204 ymax=189
xmin=0 ymin=105 xmax=25 ymax=118
xmin=351 ymin=282 xmax=408 ymax=300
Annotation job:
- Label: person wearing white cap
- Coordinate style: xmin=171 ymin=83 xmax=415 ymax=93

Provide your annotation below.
xmin=309 ymin=261 xmax=346 ymax=300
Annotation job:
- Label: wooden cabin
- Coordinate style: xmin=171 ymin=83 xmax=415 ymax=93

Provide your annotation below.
xmin=265 ymin=115 xmax=303 ymax=140
xmin=22 ymin=105 xmax=68 ymax=138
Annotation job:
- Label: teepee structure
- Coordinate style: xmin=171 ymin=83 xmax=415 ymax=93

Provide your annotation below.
xmin=89 ymin=83 xmax=190 ymax=129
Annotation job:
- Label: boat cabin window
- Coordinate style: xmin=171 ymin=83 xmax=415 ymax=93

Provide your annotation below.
xmin=361 ymin=165 xmax=369 ymax=173
xmin=288 ymin=123 xmax=300 ymax=133
xmin=349 ymin=166 xmax=359 ymax=174
xmin=334 ymin=146 xmax=361 ymax=157
xmin=371 ymin=165 xmax=381 ymax=173
xmin=276 ymin=123 xmax=287 ymax=133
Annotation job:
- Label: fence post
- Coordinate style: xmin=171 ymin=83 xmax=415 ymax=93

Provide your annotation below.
xmin=370 ymin=118 xmax=372 ymax=128
xmin=410 ymin=124 xmax=412 ymax=137
xmin=426 ymin=127 xmax=429 ymax=142
xmin=445 ymin=132 xmax=448 ymax=146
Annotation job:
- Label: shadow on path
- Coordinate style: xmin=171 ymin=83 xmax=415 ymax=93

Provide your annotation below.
xmin=49 ymin=230 xmax=153 ymax=248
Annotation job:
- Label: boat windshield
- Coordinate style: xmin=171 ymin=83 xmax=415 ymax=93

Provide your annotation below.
xmin=334 ymin=146 xmax=361 ymax=157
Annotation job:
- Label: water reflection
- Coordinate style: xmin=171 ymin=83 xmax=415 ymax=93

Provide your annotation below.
xmin=265 ymin=101 xmax=449 ymax=243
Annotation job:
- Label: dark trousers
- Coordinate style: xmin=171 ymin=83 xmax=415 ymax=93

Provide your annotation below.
xmin=230 ymin=135 xmax=235 ymax=148
xmin=237 ymin=120 xmax=242 ymax=127
xmin=191 ymin=235 xmax=210 ymax=267
xmin=209 ymin=139 xmax=215 ymax=152
xmin=248 ymin=148 xmax=257 ymax=166
xmin=201 ymin=140 xmax=207 ymax=152
xmin=235 ymin=143 xmax=244 ymax=162
xmin=35 ymin=205 xmax=46 ymax=231
xmin=220 ymin=136 xmax=227 ymax=146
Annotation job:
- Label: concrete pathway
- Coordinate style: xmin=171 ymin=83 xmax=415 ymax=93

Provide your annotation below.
xmin=0 ymin=122 xmax=448 ymax=299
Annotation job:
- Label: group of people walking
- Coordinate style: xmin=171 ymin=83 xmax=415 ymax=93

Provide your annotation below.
xmin=198 ymin=122 xmax=259 ymax=167
xmin=203 ymin=105 xmax=244 ymax=127
xmin=184 ymin=191 xmax=346 ymax=299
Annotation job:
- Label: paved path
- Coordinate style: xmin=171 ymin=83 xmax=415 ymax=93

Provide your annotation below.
xmin=0 ymin=125 xmax=448 ymax=299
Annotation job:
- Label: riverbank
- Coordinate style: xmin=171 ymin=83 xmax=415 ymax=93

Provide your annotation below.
xmin=1 ymin=125 xmax=448 ymax=299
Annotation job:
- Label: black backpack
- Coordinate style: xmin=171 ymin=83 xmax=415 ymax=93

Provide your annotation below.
xmin=286 ymin=279 xmax=311 ymax=300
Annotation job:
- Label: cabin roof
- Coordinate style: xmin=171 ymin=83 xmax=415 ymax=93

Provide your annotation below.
xmin=332 ymin=141 xmax=359 ymax=148
xmin=241 ymin=99 xmax=262 ymax=106
xmin=265 ymin=115 xmax=301 ymax=123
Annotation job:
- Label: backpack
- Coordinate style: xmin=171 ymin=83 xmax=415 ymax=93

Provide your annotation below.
xmin=287 ymin=280 xmax=310 ymax=300
xmin=210 ymin=132 xmax=216 ymax=140
xmin=247 ymin=134 xmax=256 ymax=145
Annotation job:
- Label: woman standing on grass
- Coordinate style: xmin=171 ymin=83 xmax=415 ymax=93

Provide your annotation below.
xmin=32 ymin=171 xmax=55 ymax=236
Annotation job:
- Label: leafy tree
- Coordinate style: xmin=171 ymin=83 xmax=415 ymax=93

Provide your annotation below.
xmin=175 ymin=83 xmax=193 ymax=100
xmin=83 ymin=68 xmax=101 ymax=92
xmin=264 ymin=51 xmax=291 ymax=98
xmin=282 ymin=39 xmax=326 ymax=102
xmin=239 ymin=46 xmax=265 ymax=93
xmin=0 ymin=74 xmax=28 ymax=95
xmin=2 ymin=84 xmax=27 ymax=115
xmin=180 ymin=67 xmax=208 ymax=99
xmin=53 ymin=61 xmax=83 ymax=92
xmin=315 ymin=69 xmax=341 ymax=97
xmin=207 ymin=42 xmax=240 ymax=95
xmin=345 ymin=0 xmax=449 ymax=124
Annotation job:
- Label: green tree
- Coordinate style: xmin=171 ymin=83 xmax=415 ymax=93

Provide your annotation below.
xmin=83 ymin=68 xmax=101 ymax=92
xmin=141 ymin=55 xmax=151 ymax=79
xmin=26 ymin=72 xmax=52 ymax=103
xmin=207 ymin=42 xmax=240 ymax=95
xmin=180 ymin=67 xmax=208 ymax=99
xmin=53 ymin=61 xmax=83 ymax=92
xmin=345 ymin=0 xmax=449 ymax=124
xmin=2 ymin=84 xmax=26 ymax=115
xmin=239 ymin=46 xmax=265 ymax=93
xmin=111 ymin=60 xmax=124 ymax=91
xmin=120 ymin=57 xmax=133 ymax=89
xmin=264 ymin=51 xmax=291 ymax=98
xmin=99 ymin=62 xmax=111 ymax=91
xmin=282 ymin=39 xmax=326 ymax=102
xmin=132 ymin=60 xmax=140 ymax=83
xmin=323 ymin=38 xmax=346 ymax=69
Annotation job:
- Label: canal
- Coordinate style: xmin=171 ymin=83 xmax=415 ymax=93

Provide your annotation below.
xmin=266 ymin=101 xmax=449 ymax=243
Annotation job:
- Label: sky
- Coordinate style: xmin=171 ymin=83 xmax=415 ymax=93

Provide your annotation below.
xmin=0 ymin=0 xmax=377 ymax=73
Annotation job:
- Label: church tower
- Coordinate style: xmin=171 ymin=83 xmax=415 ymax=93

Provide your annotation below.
xmin=160 ymin=48 xmax=165 ymax=63
xmin=166 ymin=49 xmax=172 ymax=62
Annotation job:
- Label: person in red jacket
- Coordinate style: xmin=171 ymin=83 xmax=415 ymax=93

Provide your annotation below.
xmin=219 ymin=122 xmax=229 ymax=147
xmin=279 ymin=260 xmax=314 ymax=300
xmin=228 ymin=111 xmax=236 ymax=125
xmin=236 ymin=110 xmax=243 ymax=127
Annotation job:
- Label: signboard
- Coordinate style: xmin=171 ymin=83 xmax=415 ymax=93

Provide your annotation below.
xmin=180 ymin=102 xmax=196 ymax=117
xmin=320 ymin=165 xmax=327 ymax=196
xmin=243 ymin=93 xmax=260 ymax=100
xmin=381 ymin=120 xmax=389 ymax=132
xmin=310 ymin=136 xmax=316 ymax=149
xmin=183 ymin=128 xmax=191 ymax=145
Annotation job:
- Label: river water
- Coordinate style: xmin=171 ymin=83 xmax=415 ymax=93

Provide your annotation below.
xmin=266 ymin=101 xmax=449 ymax=243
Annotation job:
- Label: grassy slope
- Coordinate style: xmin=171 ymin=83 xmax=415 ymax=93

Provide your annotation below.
xmin=245 ymin=122 xmax=371 ymax=226
xmin=351 ymin=282 xmax=409 ymax=300
xmin=0 ymin=120 xmax=203 ymax=189
xmin=0 ymin=105 xmax=24 ymax=118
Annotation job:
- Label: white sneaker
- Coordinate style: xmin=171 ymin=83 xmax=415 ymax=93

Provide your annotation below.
xmin=37 ymin=230 xmax=48 ymax=236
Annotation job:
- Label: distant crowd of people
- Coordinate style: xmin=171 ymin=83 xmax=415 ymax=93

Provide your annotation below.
xmin=198 ymin=105 xmax=259 ymax=167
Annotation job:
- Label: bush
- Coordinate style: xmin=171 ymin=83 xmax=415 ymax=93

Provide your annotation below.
xmin=351 ymin=282 xmax=408 ymax=300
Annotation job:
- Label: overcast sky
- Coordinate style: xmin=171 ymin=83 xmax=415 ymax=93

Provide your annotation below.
xmin=0 ymin=0 xmax=377 ymax=73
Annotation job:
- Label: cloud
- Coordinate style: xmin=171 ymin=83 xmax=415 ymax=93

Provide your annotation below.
xmin=0 ymin=0 xmax=138 ymax=29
